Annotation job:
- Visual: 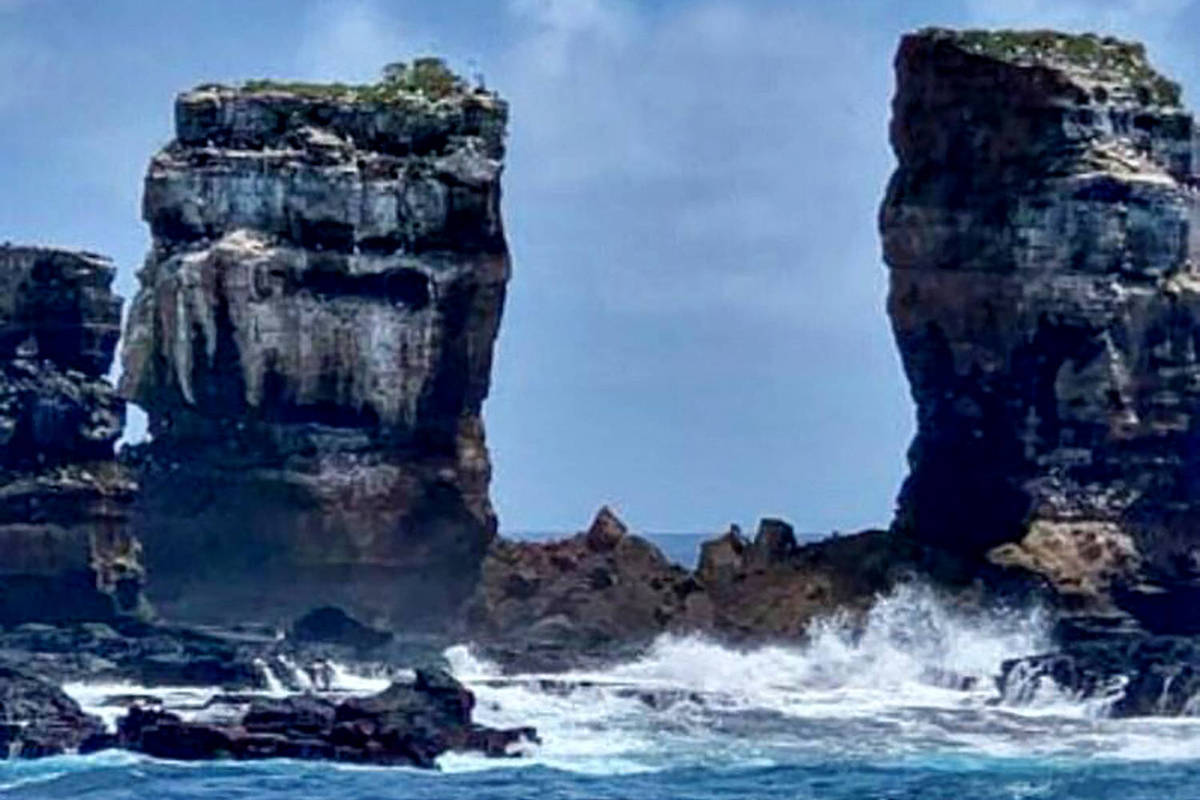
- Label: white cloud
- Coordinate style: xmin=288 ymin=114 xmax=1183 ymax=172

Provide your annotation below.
xmin=295 ymin=1 xmax=413 ymax=84
xmin=496 ymin=0 xmax=891 ymax=320
xmin=0 ymin=33 xmax=54 ymax=111
xmin=506 ymin=0 xmax=633 ymax=76
xmin=963 ymin=0 xmax=1191 ymax=36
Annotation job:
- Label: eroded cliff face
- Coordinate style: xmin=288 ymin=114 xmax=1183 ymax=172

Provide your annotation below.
xmin=0 ymin=246 xmax=142 ymax=623
xmin=882 ymin=29 xmax=1200 ymax=625
xmin=119 ymin=72 xmax=510 ymax=627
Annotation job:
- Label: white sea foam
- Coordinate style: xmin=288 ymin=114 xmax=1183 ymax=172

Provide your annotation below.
xmin=443 ymin=583 xmax=1200 ymax=771
xmin=58 ymin=583 xmax=1200 ymax=774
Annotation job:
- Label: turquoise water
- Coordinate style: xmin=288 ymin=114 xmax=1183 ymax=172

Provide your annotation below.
xmin=8 ymin=537 xmax=1200 ymax=799
xmin=6 ymin=752 xmax=1200 ymax=799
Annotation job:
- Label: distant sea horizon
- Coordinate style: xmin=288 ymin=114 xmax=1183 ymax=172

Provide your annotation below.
xmin=505 ymin=530 xmax=835 ymax=572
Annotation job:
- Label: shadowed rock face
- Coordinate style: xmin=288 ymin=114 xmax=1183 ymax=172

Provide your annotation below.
xmin=0 ymin=246 xmax=142 ymax=623
xmin=119 ymin=77 xmax=510 ymax=628
xmin=881 ymin=29 xmax=1200 ymax=624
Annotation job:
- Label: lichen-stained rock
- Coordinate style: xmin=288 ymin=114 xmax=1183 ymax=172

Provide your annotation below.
xmin=0 ymin=246 xmax=142 ymax=623
xmin=880 ymin=29 xmax=1200 ymax=624
xmin=119 ymin=66 xmax=510 ymax=628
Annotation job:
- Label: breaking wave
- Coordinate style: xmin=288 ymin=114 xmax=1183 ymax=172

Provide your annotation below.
xmin=439 ymin=583 xmax=1200 ymax=771
xmin=42 ymin=581 xmax=1200 ymax=798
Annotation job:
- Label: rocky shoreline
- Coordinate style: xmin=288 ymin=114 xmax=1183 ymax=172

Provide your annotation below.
xmin=7 ymin=29 xmax=1200 ymax=766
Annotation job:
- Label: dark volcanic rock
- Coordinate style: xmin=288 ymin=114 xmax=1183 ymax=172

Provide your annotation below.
xmin=0 ymin=618 xmax=275 ymax=690
xmin=0 ymin=245 xmax=143 ymax=624
xmin=118 ymin=67 xmax=511 ymax=628
xmin=289 ymin=606 xmax=393 ymax=651
xmin=999 ymin=636 xmax=1200 ymax=717
xmin=114 ymin=668 xmax=536 ymax=767
xmin=0 ymin=664 xmax=106 ymax=758
xmin=881 ymin=29 xmax=1200 ymax=627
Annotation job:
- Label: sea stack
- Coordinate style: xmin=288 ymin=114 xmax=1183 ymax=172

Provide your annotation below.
xmin=119 ymin=61 xmax=510 ymax=627
xmin=0 ymin=246 xmax=142 ymax=623
xmin=881 ymin=29 xmax=1200 ymax=627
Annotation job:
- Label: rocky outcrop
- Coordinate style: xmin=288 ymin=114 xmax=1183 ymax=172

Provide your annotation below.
xmin=118 ymin=65 xmax=510 ymax=627
xmin=466 ymin=508 xmax=920 ymax=669
xmin=881 ymin=29 xmax=1200 ymax=626
xmin=465 ymin=508 xmax=700 ymax=668
xmin=0 ymin=246 xmax=142 ymax=624
xmin=0 ymin=664 xmax=106 ymax=758
xmin=107 ymin=668 xmax=536 ymax=767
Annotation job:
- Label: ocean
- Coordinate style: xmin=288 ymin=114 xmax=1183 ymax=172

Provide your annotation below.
xmin=6 ymin=534 xmax=1200 ymax=799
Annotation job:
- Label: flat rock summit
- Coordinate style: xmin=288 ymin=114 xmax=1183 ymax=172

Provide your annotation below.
xmin=118 ymin=63 xmax=511 ymax=627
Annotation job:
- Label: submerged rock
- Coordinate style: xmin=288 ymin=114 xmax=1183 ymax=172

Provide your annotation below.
xmin=118 ymin=67 xmax=511 ymax=628
xmin=881 ymin=29 xmax=1200 ymax=628
xmin=0 ymin=245 xmax=143 ymax=624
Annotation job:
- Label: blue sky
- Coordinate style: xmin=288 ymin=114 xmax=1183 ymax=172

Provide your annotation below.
xmin=1 ymin=0 xmax=1197 ymax=535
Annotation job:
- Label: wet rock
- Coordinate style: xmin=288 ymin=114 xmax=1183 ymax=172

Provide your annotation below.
xmin=999 ymin=636 xmax=1200 ymax=717
xmin=0 ymin=246 xmax=143 ymax=624
xmin=119 ymin=67 xmax=511 ymax=629
xmin=0 ymin=619 xmax=275 ymax=689
xmin=289 ymin=606 xmax=393 ymax=652
xmin=136 ymin=653 xmax=261 ymax=689
xmin=881 ymin=29 xmax=1200 ymax=629
xmin=0 ymin=664 xmax=106 ymax=758
xmin=114 ymin=668 xmax=536 ymax=767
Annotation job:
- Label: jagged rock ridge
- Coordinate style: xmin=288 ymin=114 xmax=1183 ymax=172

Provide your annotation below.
xmin=0 ymin=245 xmax=142 ymax=623
xmin=881 ymin=29 xmax=1200 ymax=626
xmin=465 ymin=507 xmax=911 ymax=670
xmin=119 ymin=65 xmax=510 ymax=627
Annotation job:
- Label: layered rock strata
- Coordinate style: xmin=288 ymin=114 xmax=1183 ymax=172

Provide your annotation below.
xmin=119 ymin=67 xmax=510 ymax=627
xmin=0 ymin=246 xmax=141 ymax=623
xmin=881 ymin=29 xmax=1200 ymax=625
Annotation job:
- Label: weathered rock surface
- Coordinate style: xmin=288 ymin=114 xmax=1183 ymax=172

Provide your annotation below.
xmin=465 ymin=508 xmax=923 ymax=670
xmin=0 ymin=246 xmax=142 ymax=624
xmin=118 ymin=68 xmax=510 ymax=627
xmin=0 ymin=664 xmax=106 ymax=758
xmin=881 ymin=29 xmax=1200 ymax=627
xmin=109 ymin=668 xmax=535 ymax=767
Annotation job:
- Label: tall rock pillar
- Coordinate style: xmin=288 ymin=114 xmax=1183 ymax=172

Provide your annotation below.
xmin=119 ymin=65 xmax=510 ymax=627
xmin=882 ymin=29 xmax=1200 ymax=625
xmin=0 ymin=246 xmax=141 ymax=623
